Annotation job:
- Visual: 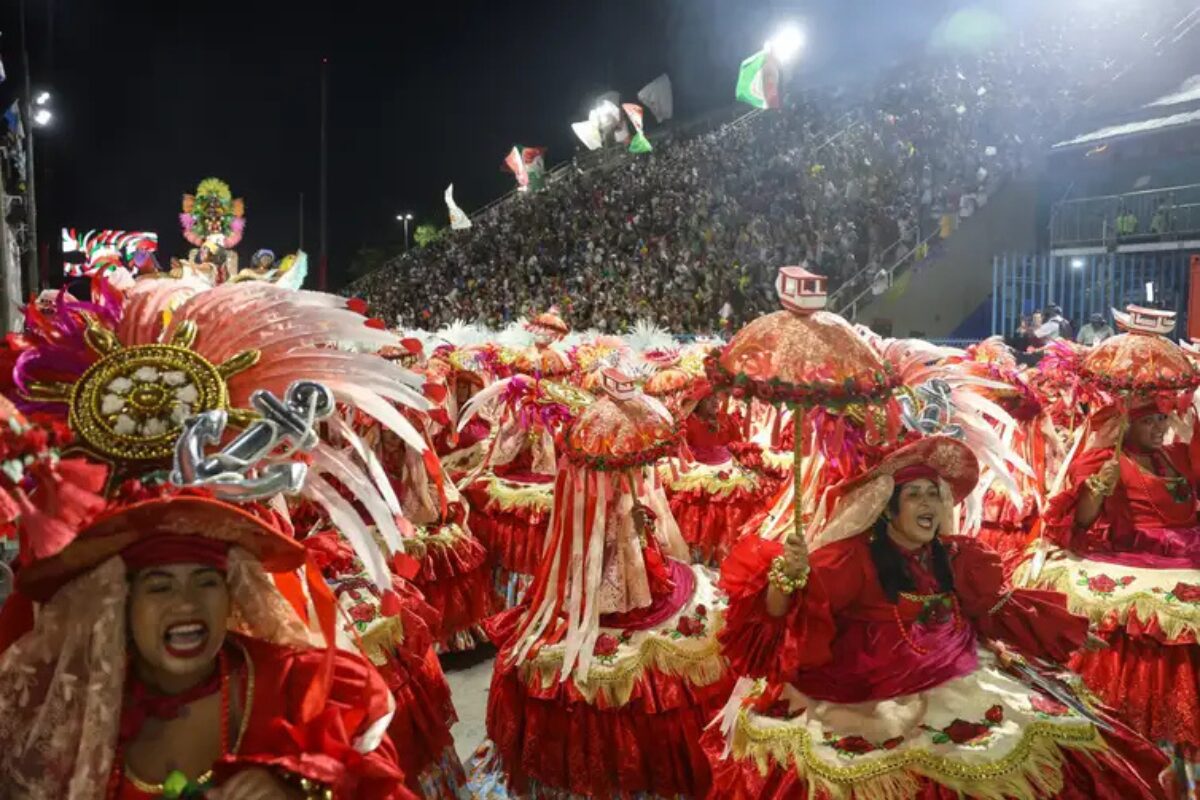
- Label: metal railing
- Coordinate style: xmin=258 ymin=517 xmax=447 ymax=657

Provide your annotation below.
xmin=833 ymin=230 xmax=942 ymax=320
xmin=827 ymin=235 xmax=902 ymax=310
xmin=991 ymin=251 xmax=1191 ymax=337
xmin=1050 ymin=183 xmax=1200 ymax=249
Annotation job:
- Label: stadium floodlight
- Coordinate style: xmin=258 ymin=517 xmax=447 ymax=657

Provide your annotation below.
xmin=33 ymin=108 xmax=52 ymax=127
xmin=35 ymin=91 xmax=51 ymax=106
xmin=1070 ymin=257 xmax=1085 ymax=269
xmin=397 ymin=213 xmax=415 ymax=252
xmin=765 ymin=23 xmax=805 ymax=63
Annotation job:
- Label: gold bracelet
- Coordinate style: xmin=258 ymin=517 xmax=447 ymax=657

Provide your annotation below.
xmin=1085 ymin=473 xmax=1113 ymax=497
xmin=987 ymin=591 xmax=1013 ymax=615
xmin=768 ymin=556 xmax=809 ymax=595
xmin=282 ymin=773 xmax=333 ymax=800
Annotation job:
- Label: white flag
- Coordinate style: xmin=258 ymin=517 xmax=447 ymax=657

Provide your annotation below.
xmin=571 ymin=119 xmax=602 ymax=151
xmin=444 ymin=183 xmax=471 ymax=230
xmin=637 ymin=74 xmax=673 ymax=122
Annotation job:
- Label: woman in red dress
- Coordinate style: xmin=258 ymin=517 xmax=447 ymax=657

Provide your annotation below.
xmin=471 ymin=370 xmax=732 ymax=799
xmin=705 ymin=436 xmax=1170 ymax=799
xmin=1036 ymin=405 xmax=1200 ymax=796
xmin=1029 ymin=307 xmax=1200 ymax=797
xmin=0 ymin=419 xmax=412 ymax=799
xmin=649 ymin=373 xmax=769 ymax=567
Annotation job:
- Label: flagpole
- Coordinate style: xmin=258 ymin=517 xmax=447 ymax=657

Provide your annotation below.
xmin=19 ymin=0 xmax=39 ymax=297
xmin=318 ymin=57 xmax=328 ymax=291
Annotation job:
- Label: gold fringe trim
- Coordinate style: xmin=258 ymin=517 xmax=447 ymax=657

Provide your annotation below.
xmin=762 ymin=448 xmax=794 ymax=472
xmin=520 ymin=609 xmax=728 ymax=707
xmin=359 ymin=615 xmax=406 ymax=667
xmin=482 ymin=475 xmax=554 ymax=512
xmin=660 ymin=464 xmax=759 ymax=497
xmin=411 ymin=521 xmax=470 ymax=550
xmin=1025 ymin=562 xmax=1200 ymax=641
xmin=732 ymin=708 xmax=1107 ymax=800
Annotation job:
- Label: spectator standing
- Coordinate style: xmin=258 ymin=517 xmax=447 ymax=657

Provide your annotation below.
xmin=1076 ymin=312 xmax=1114 ymax=346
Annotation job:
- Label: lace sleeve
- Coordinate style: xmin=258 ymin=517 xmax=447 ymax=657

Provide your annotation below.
xmin=0 ymin=557 xmax=126 ymax=800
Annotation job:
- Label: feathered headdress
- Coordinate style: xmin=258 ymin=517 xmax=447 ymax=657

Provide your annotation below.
xmin=10 ymin=278 xmax=432 ymax=589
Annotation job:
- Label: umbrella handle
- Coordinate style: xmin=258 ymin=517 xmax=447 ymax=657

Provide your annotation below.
xmin=1113 ymin=413 xmax=1129 ymax=460
xmin=791 ymin=405 xmax=808 ymax=549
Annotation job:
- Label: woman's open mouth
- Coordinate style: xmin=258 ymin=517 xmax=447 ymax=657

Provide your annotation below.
xmin=163 ymin=620 xmax=209 ymax=659
xmin=915 ymin=513 xmax=936 ymax=531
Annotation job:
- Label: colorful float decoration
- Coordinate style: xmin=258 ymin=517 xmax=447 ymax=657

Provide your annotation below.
xmin=180 ymin=177 xmax=246 ymax=248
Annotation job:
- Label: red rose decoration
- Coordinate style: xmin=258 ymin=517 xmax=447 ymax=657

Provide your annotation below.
xmin=676 ymin=615 xmax=705 ymax=637
xmin=833 ymin=736 xmax=876 ymax=755
xmin=594 ymin=633 xmax=620 ymax=657
xmin=1118 ymin=576 xmax=1136 ymax=587
xmin=882 ymin=737 xmax=904 ymax=750
xmin=985 ymin=705 xmax=1004 ymax=724
xmin=943 ymin=719 xmax=991 ymax=744
xmin=348 ymin=604 xmax=375 ymax=624
xmin=1172 ymin=582 xmax=1200 ymax=603
xmin=761 ymin=699 xmax=794 ymax=719
xmin=695 ymin=604 xmax=708 ymax=618
xmin=1086 ymin=574 xmax=1118 ymax=593
xmin=1031 ymin=694 xmax=1070 ymax=716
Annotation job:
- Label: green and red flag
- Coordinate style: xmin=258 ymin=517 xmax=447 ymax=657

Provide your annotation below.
xmin=735 ymin=49 xmax=780 ymax=109
xmin=622 ymin=103 xmax=652 ymax=154
xmin=502 ymin=145 xmax=547 ymax=191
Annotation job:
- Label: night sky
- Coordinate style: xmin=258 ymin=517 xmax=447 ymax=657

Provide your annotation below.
xmin=2 ymin=0 xmax=966 ymax=288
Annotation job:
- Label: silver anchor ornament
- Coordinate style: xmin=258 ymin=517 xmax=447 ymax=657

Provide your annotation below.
xmin=171 ymin=380 xmax=336 ymax=501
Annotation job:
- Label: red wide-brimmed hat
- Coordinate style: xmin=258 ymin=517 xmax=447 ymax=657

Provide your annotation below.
xmin=17 ymin=485 xmax=305 ymax=602
xmin=829 ymin=436 xmax=980 ymax=507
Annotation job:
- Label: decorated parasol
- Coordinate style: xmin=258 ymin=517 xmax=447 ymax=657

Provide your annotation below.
xmin=642 ymin=366 xmax=694 ymax=416
xmin=706 ymin=266 xmax=897 ymax=547
xmin=1081 ymin=306 xmax=1200 ymax=402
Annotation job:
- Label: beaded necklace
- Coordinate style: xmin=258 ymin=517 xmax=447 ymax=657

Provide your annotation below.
xmin=106 ymin=648 xmax=235 ymax=799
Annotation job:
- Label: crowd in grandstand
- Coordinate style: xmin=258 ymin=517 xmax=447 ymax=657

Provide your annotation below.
xmin=350 ymin=8 xmax=1164 ymax=333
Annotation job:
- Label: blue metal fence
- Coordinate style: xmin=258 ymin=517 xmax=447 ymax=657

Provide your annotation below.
xmin=991 ymin=252 xmax=1194 ymax=337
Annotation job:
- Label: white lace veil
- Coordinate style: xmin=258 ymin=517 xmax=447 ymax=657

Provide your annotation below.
xmin=0 ymin=548 xmax=319 ymax=800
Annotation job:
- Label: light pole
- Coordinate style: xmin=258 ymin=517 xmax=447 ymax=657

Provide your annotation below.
xmin=18 ymin=0 xmax=40 ymax=297
xmin=765 ymin=23 xmax=805 ymax=63
xmin=397 ymin=213 xmax=413 ymax=252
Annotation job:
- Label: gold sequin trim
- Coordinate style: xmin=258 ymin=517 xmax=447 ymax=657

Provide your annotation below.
xmin=521 ymin=609 xmax=727 ymax=706
xmin=732 ymin=706 xmax=1104 ymax=800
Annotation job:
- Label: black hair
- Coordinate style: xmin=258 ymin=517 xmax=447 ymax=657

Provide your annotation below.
xmin=867 ymin=485 xmax=956 ymax=603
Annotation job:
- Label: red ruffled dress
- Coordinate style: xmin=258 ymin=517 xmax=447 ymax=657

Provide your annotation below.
xmin=406 ymin=500 xmax=495 ymax=652
xmin=378 ymin=418 xmax=495 ymax=653
xmin=462 ymin=450 xmax=555 ymax=609
xmin=703 ymin=534 xmax=1169 ymax=800
xmin=474 ymin=532 xmax=733 ymax=800
xmin=664 ymin=413 xmax=770 ymax=566
xmin=112 ymin=635 xmax=414 ymax=799
xmin=1039 ymin=442 xmax=1200 ymax=791
xmin=977 ymin=483 xmax=1039 ymax=568
xmin=309 ymin=532 xmax=467 ymax=799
